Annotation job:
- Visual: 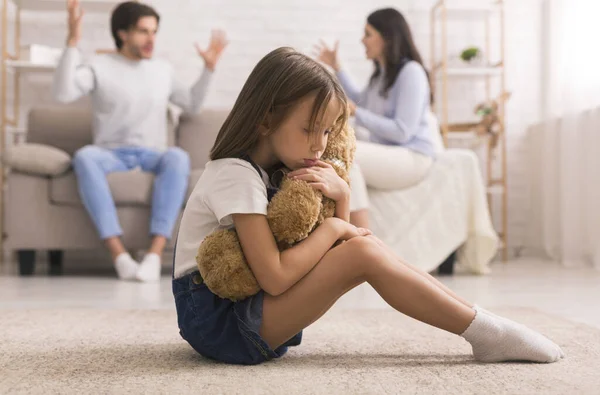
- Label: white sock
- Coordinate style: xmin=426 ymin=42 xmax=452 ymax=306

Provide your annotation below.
xmin=473 ymin=304 xmax=500 ymax=318
xmin=473 ymin=304 xmax=565 ymax=360
xmin=135 ymin=253 xmax=162 ymax=282
xmin=461 ymin=309 xmax=565 ymax=363
xmin=114 ymin=252 xmax=139 ymax=281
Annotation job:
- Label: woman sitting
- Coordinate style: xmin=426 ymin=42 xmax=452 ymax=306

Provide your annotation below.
xmin=316 ymin=8 xmax=439 ymax=228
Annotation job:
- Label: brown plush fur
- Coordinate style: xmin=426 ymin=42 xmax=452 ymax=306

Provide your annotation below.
xmin=196 ymin=124 xmax=356 ymax=301
xmin=196 ymin=229 xmax=260 ymax=300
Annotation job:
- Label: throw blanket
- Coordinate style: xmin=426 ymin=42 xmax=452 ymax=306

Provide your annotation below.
xmin=367 ymin=149 xmax=498 ymax=274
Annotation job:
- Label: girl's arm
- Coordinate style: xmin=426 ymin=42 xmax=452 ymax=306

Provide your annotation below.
xmin=234 ymin=160 xmax=366 ymax=296
xmin=233 ymin=215 xmax=366 ymax=296
xmin=334 ymin=194 xmax=350 ymax=222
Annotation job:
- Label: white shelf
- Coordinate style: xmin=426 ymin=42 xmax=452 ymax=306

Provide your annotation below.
xmin=431 ymin=1 xmax=500 ymax=16
xmin=445 ymin=131 xmax=487 ymax=149
xmin=446 ymin=130 xmax=477 ymax=138
xmin=438 ymin=66 xmax=503 ymax=77
xmin=486 ymin=184 xmax=505 ymax=195
xmin=5 ymin=60 xmax=56 ymax=72
xmin=10 ymin=0 xmax=119 ymax=13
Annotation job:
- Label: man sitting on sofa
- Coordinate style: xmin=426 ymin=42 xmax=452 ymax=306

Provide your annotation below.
xmin=52 ymin=0 xmax=227 ymax=282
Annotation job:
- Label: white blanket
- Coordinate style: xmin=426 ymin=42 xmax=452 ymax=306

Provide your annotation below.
xmin=366 ymin=149 xmax=498 ymax=274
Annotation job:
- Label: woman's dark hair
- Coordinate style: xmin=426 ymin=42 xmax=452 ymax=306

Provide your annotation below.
xmin=111 ymin=1 xmax=160 ymax=49
xmin=210 ymin=47 xmax=348 ymax=161
xmin=367 ymin=8 xmax=434 ymax=103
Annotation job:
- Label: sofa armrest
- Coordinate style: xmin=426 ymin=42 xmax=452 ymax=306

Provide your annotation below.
xmin=2 ymin=143 xmax=72 ymax=177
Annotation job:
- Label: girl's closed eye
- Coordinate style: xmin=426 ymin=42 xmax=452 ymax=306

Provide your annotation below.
xmin=303 ymin=128 xmax=331 ymax=135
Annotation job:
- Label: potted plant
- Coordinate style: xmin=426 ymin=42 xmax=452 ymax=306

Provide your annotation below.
xmin=460 ymin=46 xmax=482 ymax=64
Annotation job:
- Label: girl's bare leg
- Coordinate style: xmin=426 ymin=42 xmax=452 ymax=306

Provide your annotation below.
xmin=369 ymin=236 xmax=474 ymax=309
xmin=260 ymin=236 xmax=564 ymax=363
xmin=260 ymin=235 xmax=474 ymax=349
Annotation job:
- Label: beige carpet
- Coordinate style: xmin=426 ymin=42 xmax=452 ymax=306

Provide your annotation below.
xmin=1 ymin=307 xmax=598 ymax=394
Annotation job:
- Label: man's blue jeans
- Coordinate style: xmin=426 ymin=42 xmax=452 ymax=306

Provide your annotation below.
xmin=72 ymin=145 xmax=190 ymax=240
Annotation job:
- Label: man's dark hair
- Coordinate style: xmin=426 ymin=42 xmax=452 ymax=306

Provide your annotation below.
xmin=111 ymin=2 xmax=160 ymax=49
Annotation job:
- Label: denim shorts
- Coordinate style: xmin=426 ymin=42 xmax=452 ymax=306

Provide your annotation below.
xmin=172 ymin=271 xmax=302 ymax=365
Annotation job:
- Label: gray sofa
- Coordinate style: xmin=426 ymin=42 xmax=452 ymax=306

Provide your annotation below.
xmin=5 ymin=103 xmax=224 ymax=275
xmin=5 ymin=104 xmax=498 ymax=277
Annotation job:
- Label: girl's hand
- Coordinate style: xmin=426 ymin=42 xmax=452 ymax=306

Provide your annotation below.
xmin=314 ymin=40 xmax=340 ymax=71
xmin=327 ymin=217 xmax=372 ymax=241
xmin=288 ymin=160 xmax=350 ymax=202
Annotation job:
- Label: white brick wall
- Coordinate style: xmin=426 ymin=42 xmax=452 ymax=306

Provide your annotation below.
xmin=1 ymin=0 xmax=543 ymax=255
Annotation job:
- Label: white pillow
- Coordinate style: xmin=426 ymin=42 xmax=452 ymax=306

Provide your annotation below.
xmin=3 ymin=143 xmax=72 ymax=177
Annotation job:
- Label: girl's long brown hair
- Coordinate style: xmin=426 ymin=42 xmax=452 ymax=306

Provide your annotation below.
xmin=210 ymin=47 xmax=348 ymax=160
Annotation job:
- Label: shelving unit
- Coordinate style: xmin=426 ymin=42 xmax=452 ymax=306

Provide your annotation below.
xmin=430 ymin=0 xmax=509 ymax=259
xmin=5 ymin=59 xmax=56 ymax=71
xmin=0 ymin=0 xmax=119 ymax=260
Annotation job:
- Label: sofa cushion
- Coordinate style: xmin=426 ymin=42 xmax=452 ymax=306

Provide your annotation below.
xmin=187 ymin=168 xmax=204 ymax=197
xmin=178 ymin=110 xmax=228 ymax=169
xmin=28 ymin=103 xmax=94 ymax=156
xmin=3 ymin=143 xmax=72 ymax=176
xmin=28 ymin=104 xmax=179 ymax=156
xmin=50 ymin=168 xmax=206 ymax=207
xmin=51 ymin=170 xmax=155 ymax=207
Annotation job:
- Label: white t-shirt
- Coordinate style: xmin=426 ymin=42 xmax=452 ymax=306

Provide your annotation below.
xmin=173 ymin=158 xmax=270 ymax=278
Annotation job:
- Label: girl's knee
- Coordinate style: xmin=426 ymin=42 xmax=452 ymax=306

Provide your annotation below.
xmin=345 ymin=235 xmax=381 ymax=252
xmin=341 ymin=236 xmax=387 ymax=274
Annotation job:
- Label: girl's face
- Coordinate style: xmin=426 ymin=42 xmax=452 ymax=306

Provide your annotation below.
xmin=268 ymin=94 xmax=341 ymax=171
xmin=361 ymin=23 xmax=385 ymax=62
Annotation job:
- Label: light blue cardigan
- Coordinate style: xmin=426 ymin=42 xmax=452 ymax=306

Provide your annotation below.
xmin=337 ymin=61 xmax=436 ymax=158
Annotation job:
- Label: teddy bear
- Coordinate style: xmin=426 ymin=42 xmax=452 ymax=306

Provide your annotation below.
xmin=196 ymin=122 xmax=356 ymax=301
